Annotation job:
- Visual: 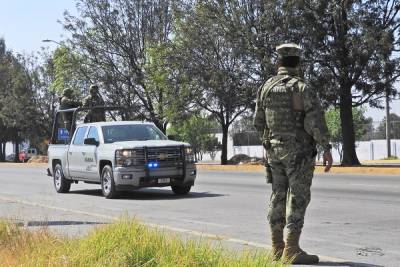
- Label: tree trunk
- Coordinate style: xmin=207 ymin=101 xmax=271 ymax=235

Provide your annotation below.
xmin=339 ymin=93 xmax=360 ymax=166
xmin=14 ymin=141 xmax=20 ymax=163
xmin=0 ymin=142 xmax=4 ymax=162
xmin=2 ymin=143 xmax=5 ymax=161
xmin=221 ymin=125 xmax=229 ymax=165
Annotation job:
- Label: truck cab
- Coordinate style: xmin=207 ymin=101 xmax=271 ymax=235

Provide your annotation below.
xmin=47 ymin=107 xmax=196 ymax=198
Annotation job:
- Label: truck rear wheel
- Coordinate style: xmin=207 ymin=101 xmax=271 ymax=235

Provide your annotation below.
xmin=101 ymin=165 xmax=119 ymax=199
xmin=171 ymin=185 xmax=191 ymax=195
xmin=53 ymin=163 xmax=71 ymax=193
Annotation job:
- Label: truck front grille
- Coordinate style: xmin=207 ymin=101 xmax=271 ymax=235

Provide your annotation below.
xmin=147 ymin=147 xmax=183 ymax=168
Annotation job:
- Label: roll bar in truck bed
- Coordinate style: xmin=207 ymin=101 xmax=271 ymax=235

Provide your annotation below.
xmin=50 ymin=106 xmax=128 ymax=144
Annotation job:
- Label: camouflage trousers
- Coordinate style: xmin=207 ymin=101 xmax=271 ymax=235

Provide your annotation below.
xmin=267 ymin=143 xmax=316 ymax=234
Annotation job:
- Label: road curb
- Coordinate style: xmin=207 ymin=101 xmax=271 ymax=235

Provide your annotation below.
xmin=1 ymin=162 xmax=399 ymax=175
xmin=196 ymin=164 xmax=400 ymax=175
xmin=0 ymin=163 xmax=46 ymax=168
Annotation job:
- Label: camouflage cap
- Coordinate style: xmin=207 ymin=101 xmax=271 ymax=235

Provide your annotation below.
xmin=89 ymin=84 xmax=99 ymax=93
xmin=276 ymin=43 xmax=301 ymax=58
xmin=62 ymin=88 xmax=73 ymax=96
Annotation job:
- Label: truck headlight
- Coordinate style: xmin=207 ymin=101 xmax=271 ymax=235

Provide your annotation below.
xmin=115 ymin=149 xmax=143 ymax=167
xmin=116 ymin=149 xmax=137 ymax=157
xmin=185 ymin=147 xmax=195 ymax=163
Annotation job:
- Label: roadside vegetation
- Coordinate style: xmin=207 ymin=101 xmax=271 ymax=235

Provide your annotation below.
xmin=0 ymin=219 xmax=287 ymax=267
xmin=383 ymin=156 xmax=399 ymax=160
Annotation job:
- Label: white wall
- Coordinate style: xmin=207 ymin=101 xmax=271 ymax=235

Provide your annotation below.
xmin=5 ymin=142 xmax=13 ymax=156
xmin=201 ymin=134 xmax=400 ymax=162
xmin=4 ymin=141 xmax=30 ymax=156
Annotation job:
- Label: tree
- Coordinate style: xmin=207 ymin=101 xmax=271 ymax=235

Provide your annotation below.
xmin=325 ymin=107 xmax=371 ymax=162
xmin=376 ymin=113 xmax=400 ymax=139
xmin=144 ymin=43 xmax=197 ymax=124
xmin=275 ymin=0 xmax=400 ymax=165
xmin=50 ymin=45 xmax=89 ymax=96
xmin=172 ymin=2 xmax=257 ymax=164
xmin=26 ymin=51 xmax=62 ymax=153
xmin=0 ymin=39 xmax=40 ymax=161
xmin=62 ymin=0 xmax=181 ymax=132
xmin=177 ymin=1 xmax=400 ymax=165
xmin=0 ymin=39 xmax=9 ymax=161
xmin=167 ymin=114 xmax=219 ymax=162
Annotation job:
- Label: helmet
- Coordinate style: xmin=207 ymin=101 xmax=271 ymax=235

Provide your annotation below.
xmin=89 ymin=84 xmax=99 ymax=94
xmin=62 ymin=88 xmax=73 ymax=97
xmin=276 ymin=43 xmax=301 ymax=59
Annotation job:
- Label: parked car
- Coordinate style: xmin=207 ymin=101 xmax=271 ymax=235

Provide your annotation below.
xmin=26 ymin=148 xmax=37 ymax=159
xmin=19 ymin=151 xmax=27 ymax=162
xmin=18 ymin=148 xmax=37 ymax=162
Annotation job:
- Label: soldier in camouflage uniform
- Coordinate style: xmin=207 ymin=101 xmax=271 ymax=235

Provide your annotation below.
xmin=82 ymin=84 xmax=106 ymax=122
xmin=59 ymin=88 xmax=81 ymax=131
xmin=253 ymin=43 xmax=333 ymax=264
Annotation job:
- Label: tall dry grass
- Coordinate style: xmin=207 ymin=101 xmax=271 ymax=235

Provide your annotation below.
xmin=0 ymin=219 xmax=288 ymax=266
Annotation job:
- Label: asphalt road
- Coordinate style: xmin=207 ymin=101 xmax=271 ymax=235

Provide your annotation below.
xmin=0 ymin=165 xmax=399 ymax=267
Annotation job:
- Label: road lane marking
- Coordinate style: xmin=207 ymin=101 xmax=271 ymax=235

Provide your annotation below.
xmin=349 ymin=183 xmax=400 ymax=189
xmin=0 ymin=196 xmax=351 ymax=264
xmin=181 ymin=219 xmax=230 ymax=228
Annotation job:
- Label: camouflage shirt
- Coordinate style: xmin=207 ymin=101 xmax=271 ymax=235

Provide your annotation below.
xmin=82 ymin=94 xmax=105 ymax=122
xmin=82 ymin=94 xmax=105 ymax=107
xmin=59 ymin=96 xmax=81 ymax=110
xmin=253 ymin=67 xmax=330 ymax=151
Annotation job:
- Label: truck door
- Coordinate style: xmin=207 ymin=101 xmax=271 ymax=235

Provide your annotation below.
xmin=67 ymin=126 xmax=88 ymax=178
xmin=82 ymin=126 xmax=100 ymax=181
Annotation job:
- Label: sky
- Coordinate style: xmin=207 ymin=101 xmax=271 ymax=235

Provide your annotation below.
xmin=0 ymin=0 xmax=399 ymax=122
xmin=0 ymin=0 xmax=77 ymax=53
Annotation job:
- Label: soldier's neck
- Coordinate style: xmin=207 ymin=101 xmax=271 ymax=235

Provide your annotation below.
xmin=277 ymin=66 xmax=300 ymax=76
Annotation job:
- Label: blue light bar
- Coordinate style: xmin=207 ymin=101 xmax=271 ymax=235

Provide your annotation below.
xmin=147 ymin=162 xmax=159 ymax=168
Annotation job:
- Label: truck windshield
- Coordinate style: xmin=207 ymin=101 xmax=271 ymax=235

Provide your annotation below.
xmin=102 ymin=124 xmax=167 ymax=143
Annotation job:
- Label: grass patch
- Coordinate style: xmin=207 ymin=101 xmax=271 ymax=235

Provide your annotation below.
xmin=382 ymin=156 xmax=399 ymax=160
xmin=0 ymin=219 xmax=287 ymax=266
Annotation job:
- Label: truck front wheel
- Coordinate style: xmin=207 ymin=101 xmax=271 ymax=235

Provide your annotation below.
xmin=101 ymin=165 xmax=119 ymax=199
xmin=53 ymin=163 xmax=71 ymax=193
xmin=171 ymin=185 xmax=191 ymax=195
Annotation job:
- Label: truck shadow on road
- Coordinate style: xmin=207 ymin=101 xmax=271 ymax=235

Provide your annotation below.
xmin=317 ymin=261 xmax=384 ymax=267
xmin=69 ymin=189 xmax=225 ymax=200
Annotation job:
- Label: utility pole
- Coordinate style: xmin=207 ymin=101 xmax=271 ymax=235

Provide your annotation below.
xmin=386 ymin=87 xmax=391 ymax=158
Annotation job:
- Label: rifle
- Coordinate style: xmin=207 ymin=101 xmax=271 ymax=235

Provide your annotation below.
xmin=266 ymin=162 xmax=273 ymax=184
xmin=263 ymin=139 xmax=273 ymax=184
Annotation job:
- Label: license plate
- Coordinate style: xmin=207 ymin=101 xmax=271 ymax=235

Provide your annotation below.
xmin=158 ymin=178 xmax=170 ymax=184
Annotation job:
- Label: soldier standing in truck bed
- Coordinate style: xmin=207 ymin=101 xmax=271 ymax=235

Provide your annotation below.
xmin=82 ymin=84 xmax=106 ymax=122
xmin=59 ymin=88 xmax=81 ymax=131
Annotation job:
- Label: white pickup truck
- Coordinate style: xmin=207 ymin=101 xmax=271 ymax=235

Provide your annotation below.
xmin=47 ymin=108 xmax=196 ymax=198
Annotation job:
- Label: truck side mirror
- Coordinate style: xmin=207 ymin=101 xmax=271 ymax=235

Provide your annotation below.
xmin=84 ymin=138 xmax=99 ymax=146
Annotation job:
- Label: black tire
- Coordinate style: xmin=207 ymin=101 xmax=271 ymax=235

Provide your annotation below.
xmin=53 ymin=163 xmax=71 ymax=193
xmin=101 ymin=165 xmax=119 ymax=199
xmin=171 ymin=185 xmax=191 ymax=195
